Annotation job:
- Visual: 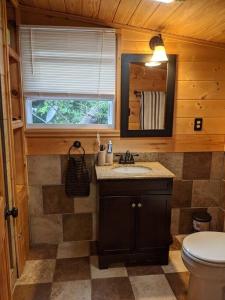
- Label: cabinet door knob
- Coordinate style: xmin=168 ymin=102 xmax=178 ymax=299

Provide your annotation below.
xmin=131 ymin=203 xmax=136 ymax=208
xmin=138 ymin=203 xmax=142 ymax=208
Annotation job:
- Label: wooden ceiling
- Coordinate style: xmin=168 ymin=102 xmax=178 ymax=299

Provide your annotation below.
xmin=19 ymin=0 xmax=225 ymax=44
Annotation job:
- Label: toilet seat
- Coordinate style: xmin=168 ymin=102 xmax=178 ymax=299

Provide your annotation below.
xmin=182 ymin=246 xmax=225 ymax=268
xmin=182 ymin=231 xmax=225 ymax=265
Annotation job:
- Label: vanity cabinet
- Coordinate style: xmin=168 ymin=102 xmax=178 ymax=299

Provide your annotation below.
xmin=98 ymin=179 xmax=173 ymax=269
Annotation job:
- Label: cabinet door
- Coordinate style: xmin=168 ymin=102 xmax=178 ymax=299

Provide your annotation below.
xmin=99 ymin=196 xmax=136 ymax=253
xmin=136 ymin=195 xmax=171 ymax=252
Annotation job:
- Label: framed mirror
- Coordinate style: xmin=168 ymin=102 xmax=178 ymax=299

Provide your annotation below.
xmin=120 ymin=54 xmax=176 ymax=137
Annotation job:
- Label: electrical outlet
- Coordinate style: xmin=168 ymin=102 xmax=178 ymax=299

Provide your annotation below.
xmin=194 ymin=118 xmax=203 ymax=131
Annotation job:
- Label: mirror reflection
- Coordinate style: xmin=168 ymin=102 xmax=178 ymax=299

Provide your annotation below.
xmin=128 ymin=62 xmax=167 ymax=130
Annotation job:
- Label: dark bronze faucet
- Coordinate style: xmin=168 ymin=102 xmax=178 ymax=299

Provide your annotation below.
xmin=116 ymin=150 xmax=139 ymax=164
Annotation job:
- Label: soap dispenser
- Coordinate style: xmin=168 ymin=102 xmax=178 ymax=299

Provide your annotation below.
xmin=106 ymin=140 xmax=113 ymax=165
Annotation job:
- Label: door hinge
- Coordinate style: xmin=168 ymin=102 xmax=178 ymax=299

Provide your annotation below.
xmin=5 ymin=207 xmax=19 ymax=219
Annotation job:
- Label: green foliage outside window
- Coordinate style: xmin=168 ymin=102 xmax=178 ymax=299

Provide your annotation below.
xmin=30 ymin=99 xmax=112 ymax=125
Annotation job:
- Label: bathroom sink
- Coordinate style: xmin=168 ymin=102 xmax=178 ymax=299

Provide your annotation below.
xmin=112 ymin=166 xmax=152 ymax=174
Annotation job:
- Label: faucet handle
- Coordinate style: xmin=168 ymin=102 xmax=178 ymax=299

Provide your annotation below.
xmin=115 ymin=153 xmax=124 ymax=164
xmin=116 ymin=152 xmax=139 ymax=164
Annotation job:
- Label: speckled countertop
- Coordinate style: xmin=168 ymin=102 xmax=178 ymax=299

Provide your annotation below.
xmin=95 ymin=162 xmax=175 ymax=180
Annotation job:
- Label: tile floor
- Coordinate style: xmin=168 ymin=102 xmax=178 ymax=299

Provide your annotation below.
xmin=13 ymin=237 xmax=189 ymax=300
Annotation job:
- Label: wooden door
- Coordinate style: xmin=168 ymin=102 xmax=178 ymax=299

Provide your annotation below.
xmin=1 ymin=0 xmax=29 ymax=276
xmin=136 ymin=194 xmax=171 ymax=252
xmin=99 ymin=196 xmax=136 ymax=253
xmin=0 ymin=134 xmax=12 ymax=300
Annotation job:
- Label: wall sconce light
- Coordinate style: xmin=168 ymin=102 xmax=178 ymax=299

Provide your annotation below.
xmin=145 ymin=34 xmax=168 ymax=67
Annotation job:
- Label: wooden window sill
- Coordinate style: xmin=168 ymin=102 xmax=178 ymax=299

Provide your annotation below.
xmin=25 ymin=128 xmax=120 ymax=138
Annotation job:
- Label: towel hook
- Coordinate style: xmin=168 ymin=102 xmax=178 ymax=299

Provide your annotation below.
xmin=68 ymin=140 xmax=85 ymax=158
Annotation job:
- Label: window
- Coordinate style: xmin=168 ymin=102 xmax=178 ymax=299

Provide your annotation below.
xmin=20 ymin=26 xmax=116 ymax=128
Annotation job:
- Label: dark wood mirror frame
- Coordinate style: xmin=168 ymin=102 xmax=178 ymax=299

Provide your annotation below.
xmin=120 ymin=54 xmax=177 ymax=137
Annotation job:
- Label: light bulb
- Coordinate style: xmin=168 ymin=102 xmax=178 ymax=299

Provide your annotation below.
xmin=151 ymin=45 xmax=168 ymax=62
xmin=145 ymin=61 xmax=161 ymax=67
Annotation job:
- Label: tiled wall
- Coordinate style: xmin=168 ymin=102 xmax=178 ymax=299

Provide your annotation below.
xmin=28 ymin=155 xmax=97 ymax=245
xmin=27 ymin=152 xmax=225 ymax=245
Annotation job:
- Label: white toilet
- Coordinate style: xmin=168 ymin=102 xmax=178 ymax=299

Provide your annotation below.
xmin=182 ymin=231 xmax=225 ymax=300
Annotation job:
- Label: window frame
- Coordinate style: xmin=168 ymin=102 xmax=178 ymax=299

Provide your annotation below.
xmin=20 ymin=26 xmax=118 ymax=131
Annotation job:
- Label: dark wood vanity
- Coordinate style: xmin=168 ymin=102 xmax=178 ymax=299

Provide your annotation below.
xmin=97 ymin=177 xmax=173 ymax=269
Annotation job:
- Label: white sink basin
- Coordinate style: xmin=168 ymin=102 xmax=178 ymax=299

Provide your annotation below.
xmin=112 ymin=166 xmax=152 ymax=174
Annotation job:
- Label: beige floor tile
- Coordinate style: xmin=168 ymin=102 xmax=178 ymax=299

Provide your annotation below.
xmin=16 ymin=260 xmax=56 ymax=285
xmin=90 ymin=256 xmax=128 ymax=279
xmin=162 ymin=251 xmax=187 ymax=274
xmin=130 ymin=274 xmax=176 ymax=300
xmin=57 ymin=241 xmax=90 ymax=259
xmin=51 ymin=280 xmax=91 ymax=300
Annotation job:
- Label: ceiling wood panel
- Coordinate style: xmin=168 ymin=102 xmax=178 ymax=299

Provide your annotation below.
xmin=98 ymin=0 xmax=121 ymax=22
xmin=19 ymin=0 xmax=225 ymax=44
xmin=143 ymin=2 xmax=182 ymax=31
xmin=128 ymin=0 xmax=158 ymax=27
xmin=32 ymin=0 xmax=50 ymax=10
xmin=64 ymin=0 xmax=82 ymax=15
xmin=82 ymin=0 xmax=101 ymax=18
xmin=159 ymin=0 xmax=215 ymax=37
xmin=113 ymin=0 xmax=142 ymax=24
xmin=191 ymin=2 xmax=225 ymax=42
xmin=49 ymin=0 xmax=66 ymax=12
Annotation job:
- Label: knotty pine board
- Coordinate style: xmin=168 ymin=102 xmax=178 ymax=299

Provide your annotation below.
xmin=19 ymin=14 xmax=225 ymax=154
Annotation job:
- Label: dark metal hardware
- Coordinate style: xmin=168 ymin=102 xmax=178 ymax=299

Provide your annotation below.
xmin=194 ymin=118 xmax=203 ymax=131
xmin=5 ymin=207 xmax=18 ymax=219
xmin=116 ymin=151 xmax=139 ymax=164
xmin=149 ymin=34 xmax=165 ymax=51
xmin=134 ymin=90 xmax=142 ymax=97
xmin=68 ymin=140 xmax=85 ymax=158
xmin=11 ymin=89 xmax=19 ymax=97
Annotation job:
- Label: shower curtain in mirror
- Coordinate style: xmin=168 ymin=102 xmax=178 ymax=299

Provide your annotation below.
xmin=140 ymin=91 xmax=166 ymax=130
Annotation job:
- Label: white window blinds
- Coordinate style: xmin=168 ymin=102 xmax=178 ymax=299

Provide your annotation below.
xmin=19 ymin=26 xmax=116 ymax=98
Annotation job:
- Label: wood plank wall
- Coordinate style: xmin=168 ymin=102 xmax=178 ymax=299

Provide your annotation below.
xmin=20 ymin=9 xmax=225 ymax=154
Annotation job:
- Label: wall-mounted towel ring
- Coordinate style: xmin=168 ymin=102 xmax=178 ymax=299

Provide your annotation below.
xmin=68 ymin=140 xmax=85 ymax=158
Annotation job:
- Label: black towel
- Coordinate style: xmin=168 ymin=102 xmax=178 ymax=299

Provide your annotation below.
xmin=65 ymin=153 xmax=90 ymax=197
